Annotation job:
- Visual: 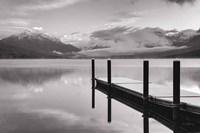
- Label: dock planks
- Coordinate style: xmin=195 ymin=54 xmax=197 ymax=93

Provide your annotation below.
xmin=97 ymin=77 xmax=200 ymax=105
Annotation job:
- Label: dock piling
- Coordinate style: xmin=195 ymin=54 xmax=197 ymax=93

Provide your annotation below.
xmin=107 ymin=59 xmax=112 ymax=123
xmin=91 ymin=59 xmax=95 ymax=109
xmin=143 ymin=60 xmax=149 ymax=133
xmin=173 ymin=61 xmax=180 ymax=133
xmin=92 ymin=60 xmax=200 ymax=133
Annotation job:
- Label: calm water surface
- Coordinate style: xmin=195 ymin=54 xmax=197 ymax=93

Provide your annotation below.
xmin=0 ymin=59 xmax=200 ymax=133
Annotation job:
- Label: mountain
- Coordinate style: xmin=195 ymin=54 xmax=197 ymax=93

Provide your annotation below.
xmin=166 ymin=34 xmax=200 ymax=58
xmin=115 ymin=32 xmax=200 ymax=58
xmin=166 ymin=29 xmax=200 ymax=46
xmin=75 ymin=27 xmax=173 ymax=57
xmin=1 ymin=27 xmax=200 ymax=59
xmin=72 ymin=27 xmax=200 ymax=58
xmin=0 ymin=30 xmax=80 ymax=58
xmin=0 ymin=40 xmax=68 ymax=58
xmin=74 ymin=27 xmax=173 ymax=51
xmin=0 ymin=40 xmax=55 ymax=58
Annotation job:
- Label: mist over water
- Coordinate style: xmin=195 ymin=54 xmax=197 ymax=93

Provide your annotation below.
xmin=0 ymin=59 xmax=199 ymax=133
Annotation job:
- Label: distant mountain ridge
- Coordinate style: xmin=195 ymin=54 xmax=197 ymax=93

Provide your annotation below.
xmin=1 ymin=28 xmax=200 ymax=58
xmin=12 ymin=30 xmax=61 ymax=43
xmin=74 ymin=27 xmax=200 ymax=58
xmin=73 ymin=27 xmax=200 ymax=50
xmin=0 ymin=30 xmax=80 ymax=58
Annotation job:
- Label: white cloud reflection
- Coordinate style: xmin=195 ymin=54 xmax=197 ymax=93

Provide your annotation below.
xmin=11 ymin=93 xmax=32 ymax=100
xmin=20 ymin=108 xmax=130 ymax=133
xmin=61 ymin=76 xmax=88 ymax=85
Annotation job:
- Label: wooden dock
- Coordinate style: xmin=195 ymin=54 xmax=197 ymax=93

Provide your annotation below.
xmin=97 ymin=77 xmax=200 ymax=104
xmin=91 ymin=59 xmax=200 ymax=133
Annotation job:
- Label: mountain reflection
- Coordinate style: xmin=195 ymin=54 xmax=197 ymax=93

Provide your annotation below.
xmin=0 ymin=68 xmax=73 ymax=86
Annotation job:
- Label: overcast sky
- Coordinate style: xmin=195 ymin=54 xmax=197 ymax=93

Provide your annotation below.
xmin=0 ymin=0 xmax=200 ymax=39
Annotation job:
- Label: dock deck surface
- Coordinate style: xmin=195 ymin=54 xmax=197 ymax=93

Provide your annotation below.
xmin=97 ymin=77 xmax=200 ymax=106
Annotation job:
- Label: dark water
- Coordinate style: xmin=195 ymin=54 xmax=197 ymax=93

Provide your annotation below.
xmin=0 ymin=59 xmax=200 ymax=133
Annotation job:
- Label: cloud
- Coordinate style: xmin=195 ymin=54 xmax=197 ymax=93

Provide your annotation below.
xmin=0 ymin=19 xmax=31 ymax=27
xmin=114 ymin=10 xmax=147 ymax=20
xmin=33 ymin=27 xmax=43 ymax=31
xmin=61 ymin=32 xmax=90 ymax=43
xmin=164 ymin=0 xmax=196 ymax=5
xmin=7 ymin=26 xmax=28 ymax=29
xmin=85 ymin=27 xmax=174 ymax=53
xmin=0 ymin=0 xmax=89 ymax=16
xmin=19 ymin=0 xmax=88 ymax=11
xmin=91 ymin=27 xmax=131 ymax=40
xmin=129 ymin=0 xmax=138 ymax=5
xmin=0 ymin=18 xmax=34 ymax=38
xmin=105 ymin=18 xmax=139 ymax=28
xmin=106 ymin=10 xmax=147 ymax=28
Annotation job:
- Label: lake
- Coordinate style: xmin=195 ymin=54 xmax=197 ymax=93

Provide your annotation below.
xmin=0 ymin=59 xmax=200 ymax=133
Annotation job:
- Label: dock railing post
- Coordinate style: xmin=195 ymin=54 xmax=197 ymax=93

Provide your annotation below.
xmin=173 ymin=61 xmax=180 ymax=133
xmin=107 ymin=59 xmax=112 ymax=123
xmin=91 ymin=59 xmax=95 ymax=109
xmin=143 ymin=60 xmax=149 ymax=133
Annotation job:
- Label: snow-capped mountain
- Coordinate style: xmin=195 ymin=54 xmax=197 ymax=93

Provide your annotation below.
xmin=1 ymin=30 xmax=80 ymax=58
xmin=12 ymin=30 xmax=60 ymax=42
xmin=128 ymin=27 xmax=173 ymax=47
xmin=1 ymin=27 xmax=200 ymax=58
xmin=72 ymin=27 xmax=200 ymax=58
xmin=70 ymin=27 xmax=200 ymax=52
xmin=166 ymin=29 xmax=200 ymax=45
xmin=75 ymin=27 xmax=173 ymax=52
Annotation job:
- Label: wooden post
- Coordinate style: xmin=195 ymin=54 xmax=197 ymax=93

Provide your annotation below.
xmin=107 ymin=59 xmax=112 ymax=123
xmin=173 ymin=61 xmax=180 ymax=133
xmin=91 ymin=59 xmax=95 ymax=109
xmin=143 ymin=60 xmax=149 ymax=133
